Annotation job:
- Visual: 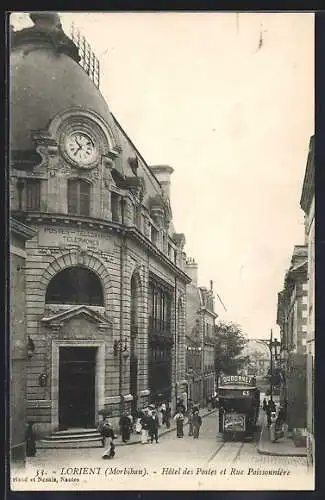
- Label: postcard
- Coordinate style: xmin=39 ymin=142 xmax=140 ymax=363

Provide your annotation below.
xmin=8 ymin=11 xmax=315 ymax=491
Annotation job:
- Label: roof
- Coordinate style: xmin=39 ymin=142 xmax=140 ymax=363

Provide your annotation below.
xmin=10 ymin=45 xmax=117 ymax=153
xmin=219 ymin=385 xmax=257 ymax=391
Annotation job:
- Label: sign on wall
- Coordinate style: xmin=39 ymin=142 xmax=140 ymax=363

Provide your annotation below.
xmin=38 ymin=226 xmax=115 ymax=253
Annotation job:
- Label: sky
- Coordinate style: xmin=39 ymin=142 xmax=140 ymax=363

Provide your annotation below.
xmin=11 ymin=12 xmax=314 ymax=340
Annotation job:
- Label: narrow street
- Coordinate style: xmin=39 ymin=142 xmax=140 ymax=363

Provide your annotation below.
xmin=16 ymin=412 xmax=311 ymax=491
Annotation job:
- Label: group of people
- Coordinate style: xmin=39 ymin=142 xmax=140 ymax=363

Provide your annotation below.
xmin=262 ymin=397 xmax=287 ymax=432
xmin=97 ymin=399 xmax=204 ymax=459
xmin=25 ymin=398 xmax=205 ymax=461
xmin=173 ymin=399 xmax=202 ymax=439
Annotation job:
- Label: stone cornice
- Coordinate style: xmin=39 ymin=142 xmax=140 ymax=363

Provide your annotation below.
xmin=11 ymin=211 xmax=192 ymax=284
xmin=300 ymin=135 xmax=315 ymax=213
xmin=10 ymin=218 xmax=37 ymax=241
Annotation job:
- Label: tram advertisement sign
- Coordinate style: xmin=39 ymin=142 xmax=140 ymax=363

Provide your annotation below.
xmin=224 ymin=413 xmax=246 ymax=432
xmin=219 ymin=375 xmax=256 ymax=386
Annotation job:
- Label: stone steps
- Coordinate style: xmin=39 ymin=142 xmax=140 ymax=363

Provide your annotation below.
xmin=37 ymin=428 xmax=103 ymax=449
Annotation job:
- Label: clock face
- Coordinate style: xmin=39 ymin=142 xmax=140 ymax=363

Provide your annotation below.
xmin=65 ymin=132 xmax=97 ymax=166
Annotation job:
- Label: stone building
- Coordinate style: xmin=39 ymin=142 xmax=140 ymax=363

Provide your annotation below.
xmin=10 ymin=13 xmax=190 ymax=439
xmin=185 ymin=258 xmax=217 ymax=406
xmin=10 ymin=218 xmax=36 ymax=465
xmin=276 ymin=245 xmax=308 ymax=440
xmin=300 ymin=135 xmax=315 ymax=466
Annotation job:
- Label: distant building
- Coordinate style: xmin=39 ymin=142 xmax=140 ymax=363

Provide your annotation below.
xmin=300 ymin=135 xmax=315 ymax=466
xmin=277 ymin=245 xmax=308 ymax=440
xmin=185 ymin=259 xmax=217 ymax=406
xmin=241 ymin=340 xmax=270 ymax=377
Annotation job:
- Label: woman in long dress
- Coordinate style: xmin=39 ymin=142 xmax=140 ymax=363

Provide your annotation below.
xmin=140 ymin=409 xmax=150 ymax=444
xmin=174 ymin=411 xmax=184 ymax=438
xmin=98 ymin=418 xmax=116 ymax=459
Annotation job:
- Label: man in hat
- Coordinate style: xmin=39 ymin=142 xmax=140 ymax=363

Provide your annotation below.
xmin=119 ymin=411 xmax=133 ymax=443
xmin=192 ymin=409 xmax=202 ymax=439
xmin=148 ymin=409 xmax=160 ymax=443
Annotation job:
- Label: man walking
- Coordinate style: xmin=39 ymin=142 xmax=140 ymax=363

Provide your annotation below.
xmin=119 ymin=411 xmax=133 ymax=443
xmin=192 ymin=409 xmax=202 ymax=439
xmin=188 ymin=409 xmax=194 ymax=436
xmin=148 ymin=409 xmax=160 ymax=443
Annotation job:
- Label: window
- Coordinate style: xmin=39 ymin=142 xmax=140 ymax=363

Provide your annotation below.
xmin=151 ymin=225 xmax=159 ymax=245
xmin=148 ymin=279 xmax=171 ymax=334
xmin=111 ymin=192 xmax=119 ymax=222
xmin=68 ymin=179 xmax=90 ymax=216
xmin=134 ymin=205 xmax=141 ymax=229
xmin=46 ymin=266 xmax=104 ymax=306
xmin=26 ymin=179 xmax=41 ymax=210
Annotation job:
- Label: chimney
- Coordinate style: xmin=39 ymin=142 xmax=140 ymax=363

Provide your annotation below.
xmin=185 ymin=257 xmax=198 ymax=286
xmin=150 ymin=165 xmax=174 ymax=198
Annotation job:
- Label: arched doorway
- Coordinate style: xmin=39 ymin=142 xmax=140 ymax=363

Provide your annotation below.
xmin=46 ymin=266 xmax=104 ymax=429
xmin=130 ymin=273 xmax=139 ymax=416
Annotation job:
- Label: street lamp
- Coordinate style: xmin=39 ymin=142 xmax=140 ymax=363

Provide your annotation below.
xmin=113 ymin=337 xmax=129 ymax=360
xmin=268 ymin=329 xmax=281 ymax=401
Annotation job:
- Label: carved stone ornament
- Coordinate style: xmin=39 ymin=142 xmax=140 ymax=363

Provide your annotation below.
xmin=39 ymin=247 xmax=62 ymax=255
xmin=31 ymin=130 xmax=59 ymax=170
xmin=83 ymin=167 xmax=101 ymax=182
xmin=41 ymin=305 xmax=112 ymax=332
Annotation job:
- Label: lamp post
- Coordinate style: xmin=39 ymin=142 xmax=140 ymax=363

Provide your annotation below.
xmin=268 ymin=329 xmax=281 ymax=401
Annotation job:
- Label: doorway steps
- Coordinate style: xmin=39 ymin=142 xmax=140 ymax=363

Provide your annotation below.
xmin=37 ymin=428 xmax=103 ymax=449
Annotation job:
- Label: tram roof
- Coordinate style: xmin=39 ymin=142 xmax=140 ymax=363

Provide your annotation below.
xmin=218 ymin=385 xmax=258 ymax=391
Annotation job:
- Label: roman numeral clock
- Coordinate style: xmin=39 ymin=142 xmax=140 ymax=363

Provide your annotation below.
xmin=63 ymin=131 xmax=99 ymax=168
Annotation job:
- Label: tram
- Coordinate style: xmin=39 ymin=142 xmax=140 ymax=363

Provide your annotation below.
xmin=218 ymin=374 xmax=260 ymax=441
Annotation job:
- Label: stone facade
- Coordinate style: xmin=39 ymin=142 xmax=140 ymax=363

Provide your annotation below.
xmin=277 ymin=245 xmax=308 ymax=433
xmin=184 ymin=258 xmax=217 ymax=406
xmin=10 ymin=14 xmax=190 ymax=438
xmin=300 ymin=135 xmax=315 ymax=466
xmin=10 ymin=218 xmax=36 ymax=466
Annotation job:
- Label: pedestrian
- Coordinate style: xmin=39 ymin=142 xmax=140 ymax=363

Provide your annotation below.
xmin=163 ymin=405 xmax=171 ymax=429
xmin=207 ymin=397 xmax=213 ymax=412
xmin=188 ymin=409 xmax=194 ymax=436
xmin=148 ymin=409 xmax=160 ymax=443
xmin=262 ymin=398 xmax=267 ymax=412
xmin=192 ymin=409 xmax=202 ymax=438
xmin=98 ymin=417 xmax=116 ymax=459
xmin=174 ymin=410 xmax=184 ymax=438
xmin=119 ymin=411 xmax=133 ymax=443
xmin=26 ymin=422 xmax=36 ymax=457
xmin=266 ymin=399 xmax=275 ymax=428
xmin=176 ymin=399 xmax=186 ymax=414
xmin=140 ymin=409 xmax=150 ymax=444
xmin=135 ymin=410 xmax=142 ymax=434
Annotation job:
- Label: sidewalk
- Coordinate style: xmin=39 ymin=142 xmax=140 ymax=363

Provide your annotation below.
xmin=257 ymin=411 xmax=307 ymax=457
xmin=116 ymin=407 xmax=216 ymax=447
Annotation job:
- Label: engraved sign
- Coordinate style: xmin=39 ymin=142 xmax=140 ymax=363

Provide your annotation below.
xmin=38 ymin=226 xmax=115 ymax=253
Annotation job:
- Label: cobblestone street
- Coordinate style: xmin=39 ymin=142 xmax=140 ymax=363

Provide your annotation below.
xmin=12 ymin=412 xmax=313 ymax=491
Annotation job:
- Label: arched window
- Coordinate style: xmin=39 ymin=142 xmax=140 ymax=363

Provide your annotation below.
xmin=68 ymin=179 xmax=91 ymax=216
xmin=45 ymin=266 xmax=104 ymax=306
